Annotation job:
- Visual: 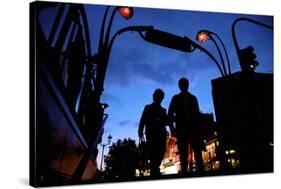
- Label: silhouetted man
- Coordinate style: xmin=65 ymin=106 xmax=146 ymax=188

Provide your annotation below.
xmin=168 ymin=77 xmax=204 ymax=174
xmin=138 ymin=89 xmax=167 ymax=176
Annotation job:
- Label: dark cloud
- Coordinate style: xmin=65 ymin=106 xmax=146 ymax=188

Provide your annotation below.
xmin=119 ymin=120 xmax=132 ymax=127
xmin=133 ymin=121 xmax=139 ymax=128
xmin=101 ymin=93 xmax=123 ymax=107
xmin=105 ymin=37 xmax=216 ymax=89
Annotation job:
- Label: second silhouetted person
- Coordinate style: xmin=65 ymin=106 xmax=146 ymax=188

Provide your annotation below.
xmin=168 ymin=77 xmax=204 ymax=175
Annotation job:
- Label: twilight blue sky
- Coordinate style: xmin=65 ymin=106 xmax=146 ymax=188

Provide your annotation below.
xmin=84 ymin=4 xmax=273 ymax=141
xmin=39 ymin=3 xmax=273 ymax=165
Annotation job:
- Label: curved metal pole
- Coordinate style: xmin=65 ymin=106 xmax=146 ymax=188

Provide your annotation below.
xmin=210 ymin=32 xmax=232 ymax=75
xmin=48 ymin=4 xmax=66 ymax=45
xmin=107 ymin=26 xmax=154 ymax=54
xmin=189 ymin=40 xmax=225 ymax=77
xmin=231 ymin=17 xmax=273 ymax=70
xmin=78 ymin=5 xmax=92 ymax=56
xmin=98 ymin=6 xmax=110 ymax=52
xmin=93 ymin=26 xmax=154 ymax=98
xmin=209 ymin=36 xmax=228 ymax=76
xmin=197 ymin=29 xmax=228 ymax=76
xmin=104 ymin=7 xmax=119 ymax=48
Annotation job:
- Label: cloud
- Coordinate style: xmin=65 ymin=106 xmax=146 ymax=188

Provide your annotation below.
xmin=119 ymin=120 xmax=132 ymax=127
xmin=101 ymin=93 xmax=123 ymax=107
xmin=105 ymin=38 xmax=216 ymax=90
xmin=133 ymin=121 xmax=139 ymax=128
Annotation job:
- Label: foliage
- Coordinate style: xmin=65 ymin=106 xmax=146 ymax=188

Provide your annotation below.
xmin=104 ymin=138 xmax=139 ymax=180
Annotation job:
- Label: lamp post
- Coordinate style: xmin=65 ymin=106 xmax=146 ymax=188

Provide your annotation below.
xmin=73 ymin=5 xmax=155 ymax=183
xmin=182 ymin=35 xmax=225 ymax=77
xmin=196 ymin=30 xmax=231 ymax=75
xmin=92 ymin=6 xmax=135 ymax=105
xmin=231 ymin=17 xmax=273 ymax=72
xmin=100 ymin=134 xmax=112 ymax=171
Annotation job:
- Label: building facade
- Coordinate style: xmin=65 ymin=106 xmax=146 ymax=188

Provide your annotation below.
xmin=212 ymin=72 xmax=273 ymax=173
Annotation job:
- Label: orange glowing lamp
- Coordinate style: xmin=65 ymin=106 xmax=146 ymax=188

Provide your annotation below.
xmin=101 ymin=103 xmax=109 ymax=109
xmin=196 ymin=32 xmax=210 ymax=43
xmin=118 ymin=6 xmax=134 ymax=20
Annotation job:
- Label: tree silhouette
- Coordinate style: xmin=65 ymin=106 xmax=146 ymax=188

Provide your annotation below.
xmin=104 ymin=138 xmax=139 ymax=180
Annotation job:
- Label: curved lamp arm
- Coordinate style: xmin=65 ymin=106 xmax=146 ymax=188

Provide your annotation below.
xmin=210 ymin=32 xmax=232 ymax=75
xmin=198 ymin=29 xmax=228 ymax=76
xmin=107 ymin=26 xmax=154 ymax=54
xmin=108 ymin=26 xmax=225 ymax=77
xmin=188 ymin=39 xmax=225 ymax=77
xmin=209 ymin=35 xmax=227 ymax=75
xmin=98 ymin=6 xmax=110 ymax=53
xmin=78 ymin=5 xmax=92 ymax=57
xmin=104 ymin=7 xmax=119 ymax=48
xmin=231 ymin=17 xmax=273 ymax=70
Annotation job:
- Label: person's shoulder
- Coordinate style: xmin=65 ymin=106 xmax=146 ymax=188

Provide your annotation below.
xmin=172 ymin=93 xmax=181 ymax=100
xmin=144 ymin=104 xmax=151 ymax=110
xmin=188 ymin=92 xmax=198 ymax=100
xmin=161 ymin=106 xmax=167 ymax=112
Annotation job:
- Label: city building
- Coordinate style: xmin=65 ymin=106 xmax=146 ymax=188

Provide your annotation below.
xmin=212 ymin=71 xmax=273 ymax=173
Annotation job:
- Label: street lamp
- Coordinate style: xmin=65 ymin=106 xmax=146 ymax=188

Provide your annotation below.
xmin=100 ymin=135 xmax=112 ymax=171
xmin=118 ymin=6 xmax=134 ymax=20
xmin=231 ymin=17 xmax=273 ymax=73
xmin=196 ymin=30 xmax=231 ymax=75
xmin=196 ymin=31 xmax=209 ymax=43
xmin=73 ymin=6 xmax=156 ymax=182
xmin=92 ymin=5 xmax=137 ymax=105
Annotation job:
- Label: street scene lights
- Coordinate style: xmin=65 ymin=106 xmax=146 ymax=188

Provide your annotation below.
xmin=100 ymin=135 xmax=112 ymax=171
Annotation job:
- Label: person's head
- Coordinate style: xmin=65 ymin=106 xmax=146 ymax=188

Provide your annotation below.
xmin=153 ymin=89 xmax=165 ymax=104
xmin=178 ymin=77 xmax=189 ymax=92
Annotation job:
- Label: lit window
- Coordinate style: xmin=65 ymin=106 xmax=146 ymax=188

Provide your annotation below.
xmin=230 ymin=150 xmax=236 ymax=154
xmin=225 ymin=151 xmax=229 ymax=155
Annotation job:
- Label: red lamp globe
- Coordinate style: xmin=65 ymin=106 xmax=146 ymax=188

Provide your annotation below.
xmin=196 ymin=32 xmax=210 ymax=43
xmin=118 ymin=6 xmax=134 ymax=20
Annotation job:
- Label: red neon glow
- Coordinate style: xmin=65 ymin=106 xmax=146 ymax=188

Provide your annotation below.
xmin=118 ymin=7 xmax=134 ymax=20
